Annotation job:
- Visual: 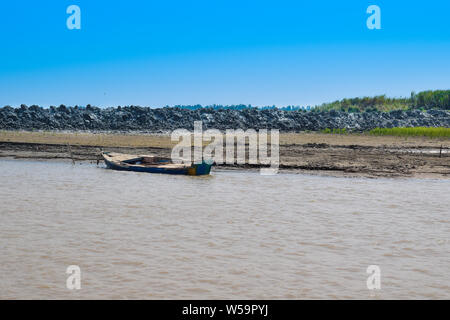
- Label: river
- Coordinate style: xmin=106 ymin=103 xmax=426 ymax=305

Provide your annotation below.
xmin=0 ymin=159 xmax=448 ymax=299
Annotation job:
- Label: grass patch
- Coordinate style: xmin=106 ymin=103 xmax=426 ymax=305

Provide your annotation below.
xmin=321 ymin=128 xmax=348 ymax=134
xmin=368 ymin=127 xmax=450 ymax=138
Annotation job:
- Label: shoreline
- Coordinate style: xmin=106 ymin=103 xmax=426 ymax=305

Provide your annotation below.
xmin=1 ymin=131 xmax=449 ymax=179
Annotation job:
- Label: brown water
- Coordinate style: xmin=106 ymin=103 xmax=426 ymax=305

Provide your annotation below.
xmin=0 ymin=159 xmax=449 ymax=299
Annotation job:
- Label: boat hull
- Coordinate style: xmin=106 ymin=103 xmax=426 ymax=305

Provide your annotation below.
xmin=103 ymin=156 xmax=212 ymax=176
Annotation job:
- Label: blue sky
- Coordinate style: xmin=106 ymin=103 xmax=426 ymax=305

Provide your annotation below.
xmin=0 ymin=0 xmax=449 ymax=107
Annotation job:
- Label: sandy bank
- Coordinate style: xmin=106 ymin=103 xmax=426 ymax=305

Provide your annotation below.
xmin=0 ymin=131 xmax=449 ymax=179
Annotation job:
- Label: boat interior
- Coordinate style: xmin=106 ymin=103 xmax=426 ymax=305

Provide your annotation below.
xmin=104 ymin=152 xmax=186 ymax=168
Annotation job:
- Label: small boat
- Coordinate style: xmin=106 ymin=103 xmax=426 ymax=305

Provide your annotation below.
xmin=102 ymin=152 xmax=212 ymax=176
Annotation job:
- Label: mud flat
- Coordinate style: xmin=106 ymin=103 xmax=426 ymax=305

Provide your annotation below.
xmin=0 ymin=131 xmax=449 ymax=178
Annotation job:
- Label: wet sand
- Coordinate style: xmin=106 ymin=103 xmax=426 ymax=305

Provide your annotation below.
xmin=0 ymin=131 xmax=449 ymax=178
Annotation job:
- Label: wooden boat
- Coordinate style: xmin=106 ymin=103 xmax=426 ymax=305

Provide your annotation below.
xmin=102 ymin=152 xmax=212 ymax=176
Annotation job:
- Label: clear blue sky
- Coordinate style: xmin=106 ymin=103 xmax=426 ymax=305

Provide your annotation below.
xmin=0 ymin=0 xmax=449 ymax=108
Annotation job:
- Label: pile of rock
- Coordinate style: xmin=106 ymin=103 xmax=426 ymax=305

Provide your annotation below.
xmin=0 ymin=105 xmax=449 ymax=132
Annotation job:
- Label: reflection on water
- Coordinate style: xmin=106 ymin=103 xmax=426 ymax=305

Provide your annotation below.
xmin=0 ymin=159 xmax=449 ymax=299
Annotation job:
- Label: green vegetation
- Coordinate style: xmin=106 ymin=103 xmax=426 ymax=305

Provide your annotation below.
xmin=411 ymin=90 xmax=450 ymax=110
xmin=316 ymin=90 xmax=450 ymax=112
xmin=368 ymin=127 xmax=450 ymax=138
xmin=320 ymin=127 xmax=450 ymax=138
xmin=321 ymin=128 xmax=348 ymax=134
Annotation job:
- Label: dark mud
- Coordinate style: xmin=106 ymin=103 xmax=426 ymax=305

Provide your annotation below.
xmin=1 ymin=141 xmax=448 ymax=178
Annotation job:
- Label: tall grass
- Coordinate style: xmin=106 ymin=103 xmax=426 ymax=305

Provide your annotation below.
xmin=315 ymin=89 xmax=450 ymax=112
xmin=368 ymin=127 xmax=450 ymax=138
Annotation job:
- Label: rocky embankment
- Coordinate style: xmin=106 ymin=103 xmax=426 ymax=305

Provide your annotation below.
xmin=1 ymin=105 xmax=449 ymax=132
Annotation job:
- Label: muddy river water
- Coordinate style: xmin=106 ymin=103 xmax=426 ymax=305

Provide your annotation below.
xmin=0 ymin=159 xmax=449 ymax=299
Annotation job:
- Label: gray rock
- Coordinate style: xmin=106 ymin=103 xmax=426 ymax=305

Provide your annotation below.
xmin=0 ymin=105 xmax=449 ymax=132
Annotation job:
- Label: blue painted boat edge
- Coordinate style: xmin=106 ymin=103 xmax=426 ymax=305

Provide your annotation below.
xmin=193 ymin=162 xmax=212 ymax=175
xmin=104 ymin=157 xmax=212 ymax=176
